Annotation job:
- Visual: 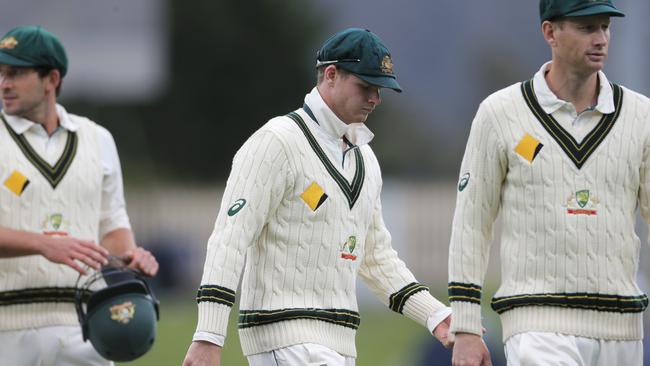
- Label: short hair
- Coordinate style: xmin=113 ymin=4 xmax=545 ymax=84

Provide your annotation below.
xmin=35 ymin=67 xmax=62 ymax=96
xmin=316 ymin=65 xmax=350 ymax=84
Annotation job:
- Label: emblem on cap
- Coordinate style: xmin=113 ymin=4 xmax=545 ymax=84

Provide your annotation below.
xmin=0 ymin=36 xmax=18 ymax=49
xmin=110 ymin=301 xmax=136 ymax=324
xmin=381 ymin=55 xmax=393 ymax=74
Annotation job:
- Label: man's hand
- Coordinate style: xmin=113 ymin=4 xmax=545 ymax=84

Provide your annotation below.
xmin=41 ymin=236 xmax=108 ymax=274
xmin=182 ymin=341 xmax=222 ymax=366
xmin=452 ymin=332 xmax=492 ymax=366
xmin=123 ymin=246 xmax=159 ymax=277
xmin=433 ymin=315 xmax=453 ymax=349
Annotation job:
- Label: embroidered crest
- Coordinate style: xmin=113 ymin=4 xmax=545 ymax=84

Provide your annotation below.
xmin=576 ymin=190 xmax=589 ymax=208
xmin=340 ymin=236 xmax=358 ymax=261
xmin=228 ymin=199 xmax=247 ymax=216
xmin=0 ymin=36 xmax=18 ymax=49
xmin=458 ymin=172 xmax=470 ymax=192
xmin=110 ymin=301 xmax=136 ymax=324
xmin=380 ymin=55 xmax=393 ymax=74
xmin=42 ymin=213 xmax=69 ymax=236
xmin=564 ymin=189 xmax=599 ymax=215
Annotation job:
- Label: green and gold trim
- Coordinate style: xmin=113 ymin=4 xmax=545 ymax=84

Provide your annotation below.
xmin=196 ymin=285 xmax=236 ymax=307
xmin=2 ymin=115 xmax=78 ymax=189
xmin=448 ymin=282 xmax=482 ymax=305
xmin=0 ymin=287 xmax=91 ymax=306
xmin=491 ymin=292 xmax=648 ymax=314
xmin=287 ymin=112 xmax=365 ymax=209
xmin=521 ymin=79 xmax=622 ymax=169
xmin=389 ymin=282 xmax=429 ymax=314
xmin=238 ymin=307 xmax=360 ymax=330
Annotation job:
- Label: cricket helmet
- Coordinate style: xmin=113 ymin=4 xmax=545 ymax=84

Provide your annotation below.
xmin=75 ymin=259 xmax=160 ymax=362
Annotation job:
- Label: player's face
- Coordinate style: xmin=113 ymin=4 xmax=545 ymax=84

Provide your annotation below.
xmin=552 ymin=15 xmax=610 ymax=76
xmin=330 ymin=71 xmax=381 ymax=124
xmin=0 ymin=65 xmax=48 ymax=118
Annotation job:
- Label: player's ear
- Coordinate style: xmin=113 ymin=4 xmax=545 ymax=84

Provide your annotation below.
xmin=323 ymin=65 xmax=338 ymax=86
xmin=44 ymin=69 xmax=61 ymax=93
xmin=542 ymin=20 xmax=558 ymax=47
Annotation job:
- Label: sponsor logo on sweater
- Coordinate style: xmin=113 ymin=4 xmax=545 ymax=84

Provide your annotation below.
xmin=514 ymin=133 xmax=543 ymax=163
xmin=3 ymin=170 xmax=29 ymax=196
xmin=340 ymin=236 xmax=358 ymax=261
xmin=458 ymin=172 xmax=470 ymax=192
xmin=42 ymin=213 xmax=69 ymax=236
xmin=565 ymin=189 xmax=599 ymax=215
xmin=301 ymin=182 xmax=328 ymax=211
xmin=228 ymin=198 xmax=247 ymax=216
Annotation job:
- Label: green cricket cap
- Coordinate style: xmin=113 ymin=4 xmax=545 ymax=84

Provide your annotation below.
xmin=316 ymin=28 xmax=402 ymax=93
xmin=539 ymin=0 xmax=624 ymax=22
xmin=0 ymin=25 xmax=68 ymax=77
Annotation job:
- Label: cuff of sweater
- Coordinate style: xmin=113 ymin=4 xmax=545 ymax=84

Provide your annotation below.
xmin=449 ymin=301 xmax=482 ymax=336
xmin=193 ymin=331 xmax=225 ymax=347
xmin=401 ymin=290 xmax=447 ymax=327
xmin=196 ymin=302 xmax=232 ymax=337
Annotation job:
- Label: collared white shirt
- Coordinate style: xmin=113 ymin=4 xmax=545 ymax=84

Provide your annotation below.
xmin=302 ymin=87 xmax=374 ymax=179
xmin=533 ymin=61 xmax=615 ymax=143
xmin=2 ymin=104 xmax=131 ymax=238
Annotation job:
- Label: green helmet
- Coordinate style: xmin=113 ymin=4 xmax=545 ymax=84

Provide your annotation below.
xmin=75 ymin=263 xmax=160 ymax=362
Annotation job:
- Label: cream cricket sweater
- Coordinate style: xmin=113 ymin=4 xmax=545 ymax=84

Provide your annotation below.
xmin=448 ymin=68 xmax=650 ymax=342
xmin=195 ymin=89 xmax=446 ymax=357
xmin=0 ymin=108 xmax=128 ymax=330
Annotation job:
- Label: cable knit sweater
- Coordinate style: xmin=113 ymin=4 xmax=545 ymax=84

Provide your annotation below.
xmin=194 ymin=90 xmax=446 ymax=357
xmin=0 ymin=111 xmax=128 ymax=330
xmin=448 ymin=72 xmax=650 ymax=342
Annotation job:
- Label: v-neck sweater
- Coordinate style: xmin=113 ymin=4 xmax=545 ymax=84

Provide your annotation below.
xmin=195 ymin=107 xmax=446 ymax=357
xmin=448 ymin=74 xmax=650 ymax=342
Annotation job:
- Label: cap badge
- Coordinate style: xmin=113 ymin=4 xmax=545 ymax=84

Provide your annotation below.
xmin=0 ymin=36 xmax=18 ymax=50
xmin=110 ymin=301 xmax=136 ymax=324
xmin=380 ymin=55 xmax=393 ymax=74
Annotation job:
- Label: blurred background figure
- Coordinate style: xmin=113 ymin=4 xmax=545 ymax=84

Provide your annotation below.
xmin=0 ymin=1 xmax=647 ymax=365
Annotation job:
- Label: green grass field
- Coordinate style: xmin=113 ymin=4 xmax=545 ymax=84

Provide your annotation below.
xmin=118 ymin=298 xmax=439 ymax=366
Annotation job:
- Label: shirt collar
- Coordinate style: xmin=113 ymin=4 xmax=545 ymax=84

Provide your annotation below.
xmin=303 ymin=87 xmax=374 ymax=146
xmin=1 ymin=104 xmax=79 ymax=135
xmin=532 ymin=61 xmax=615 ymax=115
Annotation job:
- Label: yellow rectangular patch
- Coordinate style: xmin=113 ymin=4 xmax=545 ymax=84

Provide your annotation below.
xmin=515 ymin=133 xmax=543 ymax=163
xmin=301 ymin=182 xmax=328 ymax=211
xmin=4 ymin=170 xmax=29 ymax=196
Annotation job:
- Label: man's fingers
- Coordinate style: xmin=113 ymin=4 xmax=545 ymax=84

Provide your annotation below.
xmin=78 ymin=240 xmax=109 ymax=258
xmin=65 ymin=258 xmax=86 ymax=275
xmin=126 ymin=248 xmax=159 ymax=276
xmin=79 ymin=245 xmax=109 ymax=266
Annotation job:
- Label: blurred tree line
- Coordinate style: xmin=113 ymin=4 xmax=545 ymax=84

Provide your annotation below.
xmin=66 ymin=0 xmax=461 ymax=184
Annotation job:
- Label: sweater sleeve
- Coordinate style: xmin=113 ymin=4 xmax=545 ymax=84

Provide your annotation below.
xmin=448 ymin=100 xmax=507 ymax=336
xmin=358 ymin=176 xmax=447 ymax=329
xmin=638 ymin=104 xmax=650 ymax=243
xmin=194 ymin=128 xmax=292 ymax=339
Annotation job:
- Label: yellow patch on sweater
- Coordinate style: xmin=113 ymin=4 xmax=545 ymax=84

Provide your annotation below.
xmin=515 ymin=133 xmax=543 ymax=163
xmin=301 ymin=182 xmax=328 ymax=211
xmin=4 ymin=170 xmax=29 ymax=196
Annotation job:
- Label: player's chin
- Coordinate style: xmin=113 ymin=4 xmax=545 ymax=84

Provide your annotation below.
xmin=356 ymin=112 xmax=370 ymax=123
xmin=1 ymin=101 xmax=17 ymax=114
xmin=584 ymin=58 xmax=606 ymax=72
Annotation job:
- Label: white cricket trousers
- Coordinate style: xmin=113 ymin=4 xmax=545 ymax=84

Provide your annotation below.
xmin=247 ymin=343 xmax=355 ymax=366
xmin=505 ymin=332 xmax=642 ymax=366
xmin=0 ymin=325 xmax=112 ymax=366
